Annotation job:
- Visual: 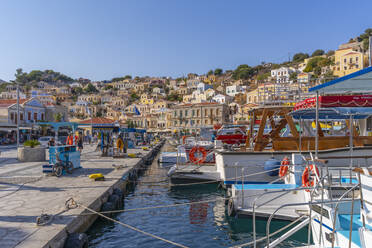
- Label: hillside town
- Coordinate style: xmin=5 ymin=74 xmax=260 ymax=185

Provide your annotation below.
xmin=0 ymin=29 xmax=371 ymax=140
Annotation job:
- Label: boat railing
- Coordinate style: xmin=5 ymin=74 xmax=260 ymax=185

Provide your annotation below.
xmin=251 ymin=186 xmax=315 ymax=248
xmin=265 ymin=198 xmax=354 ymax=248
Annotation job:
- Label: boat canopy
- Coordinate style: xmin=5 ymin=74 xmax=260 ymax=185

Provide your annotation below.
xmin=309 ymin=66 xmax=372 ymax=94
xmin=290 ymin=107 xmax=372 ymax=120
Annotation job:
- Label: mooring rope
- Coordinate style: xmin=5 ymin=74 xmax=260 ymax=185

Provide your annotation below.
xmin=78 ymin=202 xmax=189 ymax=248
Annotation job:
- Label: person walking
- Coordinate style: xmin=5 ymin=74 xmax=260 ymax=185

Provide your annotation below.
xmin=78 ymin=135 xmax=83 ymax=153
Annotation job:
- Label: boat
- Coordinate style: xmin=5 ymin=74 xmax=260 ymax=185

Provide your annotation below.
xmin=216 ymin=104 xmax=372 ymax=186
xmin=215 ymin=125 xmax=247 ymax=145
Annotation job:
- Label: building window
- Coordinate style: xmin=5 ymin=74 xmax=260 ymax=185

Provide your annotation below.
xmin=34 ymin=113 xmax=37 ymax=121
xmin=356 ymin=57 xmax=359 ymax=62
xmin=344 ymin=66 xmax=347 ymax=70
xmin=350 ymin=58 xmax=353 ymax=63
xmin=28 ymin=112 xmax=31 ymax=120
xmin=11 ymin=112 xmax=14 ymax=121
xmin=20 ymin=113 xmax=23 ymax=121
xmin=41 ymin=113 xmax=44 ymax=121
xmin=192 ymin=110 xmax=195 ymax=116
xmin=344 ymin=58 xmax=347 ymax=63
xmin=185 ymin=110 xmax=188 ymax=117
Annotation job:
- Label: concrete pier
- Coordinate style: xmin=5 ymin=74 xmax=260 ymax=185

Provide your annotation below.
xmin=0 ymin=141 xmax=164 ymax=248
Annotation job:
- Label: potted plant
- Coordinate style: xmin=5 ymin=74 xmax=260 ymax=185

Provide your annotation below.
xmin=18 ymin=140 xmax=46 ymax=162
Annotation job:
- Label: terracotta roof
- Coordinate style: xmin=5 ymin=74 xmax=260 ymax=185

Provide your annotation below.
xmin=342 ymin=52 xmax=361 ymax=56
xmin=79 ymin=117 xmax=115 ymax=124
xmin=179 ymin=102 xmax=220 ymax=107
xmin=0 ymin=99 xmax=28 ymax=107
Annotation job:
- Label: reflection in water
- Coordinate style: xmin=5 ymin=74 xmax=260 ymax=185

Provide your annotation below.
xmin=87 ymin=143 xmax=308 ymax=248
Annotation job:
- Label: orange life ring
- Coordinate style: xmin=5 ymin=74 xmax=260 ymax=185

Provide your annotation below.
xmin=189 ymin=146 xmax=207 ymax=164
xmin=302 ymin=164 xmax=320 ymax=191
xmin=279 ymin=157 xmax=290 ymax=177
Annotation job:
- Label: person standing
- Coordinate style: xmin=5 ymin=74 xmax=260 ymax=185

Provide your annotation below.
xmin=78 ymin=135 xmax=83 ymax=153
xmin=123 ymin=137 xmax=128 ymax=154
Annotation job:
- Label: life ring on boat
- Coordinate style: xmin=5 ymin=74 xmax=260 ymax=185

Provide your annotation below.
xmin=279 ymin=157 xmax=290 ymax=177
xmin=302 ymin=164 xmax=320 ymax=192
xmin=189 ymin=146 xmax=207 ymax=164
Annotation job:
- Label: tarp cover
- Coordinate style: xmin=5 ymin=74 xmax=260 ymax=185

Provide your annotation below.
xmin=290 ymin=107 xmax=372 ymax=120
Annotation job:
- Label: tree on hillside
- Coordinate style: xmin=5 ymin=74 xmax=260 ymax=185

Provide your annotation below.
xmin=15 ymin=68 xmax=28 ymax=85
xmin=72 ymin=87 xmax=83 ymax=95
xmin=84 ymin=83 xmax=98 ymax=93
xmin=327 ymin=50 xmax=335 ymax=56
xmin=311 ymin=49 xmax=325 ymax=57
xmin=207 ymin=70 xmax=214 ymax=75
xmin=358 ymin=28 xmax=372 ymax=51
xmin=232 ymin=64 xmax=255 ymax=80
xmin=214 ymin=68 xmax=223 ymax=76
xmin=292 ymin=53 xmax=309 ymax=62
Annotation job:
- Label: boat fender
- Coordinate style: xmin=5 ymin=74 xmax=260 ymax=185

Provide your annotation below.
xmin=263 ymin=159 xmax=281 ymax=177
xmin=302 ymin=164 xmax=320 ymax=192
xmin=64 ymin=233 xmax=88 ymax=248
xmin=167 ymin=165 xmax=177 ymax=177
xmin=279 ymin=157 xmax=290 ymax=177
xmin=113 ymin=188 xmax=124 ymax=208
xmin=108 ymin=194 xmax=120 ymax=210
xmin=227 ymin=199 xmax=236 ymax=217
xmin=101 ymin=202 xmax=114 ymax=219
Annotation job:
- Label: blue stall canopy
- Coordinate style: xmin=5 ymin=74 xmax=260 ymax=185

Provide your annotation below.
xmin=309 ymin=66 xmax=372 ymax=94
xmin=36 ymin=122 xmax=79 ymax=129
xmin=120 ymin=128 xmax=146 ymax=133
xmin=290 ymin=107 xmax=372 ymax=120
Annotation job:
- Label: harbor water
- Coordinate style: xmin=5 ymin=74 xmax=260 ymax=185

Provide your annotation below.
xmin=87 ymin=143 xmax=309 ymax=247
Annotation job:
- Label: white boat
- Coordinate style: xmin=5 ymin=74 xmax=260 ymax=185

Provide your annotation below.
xmin=158 ymin=151 xmax=187 ymax=166
xmin=215 ymin=147 xmax=372 ymax=186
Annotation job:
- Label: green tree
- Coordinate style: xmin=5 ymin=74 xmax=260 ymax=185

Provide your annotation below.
xmin=358 ymin=28 xmax=372 ymax=51
xmin=289 ymin=72 xmax=298 ymax=81
xmin=84 ymin=83 xmax=98 ymax=93
xmin=214 ymin=68 xmax=223 ymax=76
xmin=232 ymin=64 xmax=255 ymax=80
xmin=130 ymin=93 xmax=140 ymax=100
xmin=72 ymin=87 xmax=84 ymax=95
xmin=53 ymin=113 xmax=63 ymax=122
xmin=207 ymin=70 xmax=214 ymax=75
xmin=311 ymin=49 xmax=325 ymax=57
xmin=104 ymin=85 xmax=113 ymax=90
xmin=292 ymin=53 xmax=309 ymax=62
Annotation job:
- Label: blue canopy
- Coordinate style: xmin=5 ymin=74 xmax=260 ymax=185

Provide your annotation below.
xmin=36 ymin=122 xmax=79 ymax=129
xmin=309 ymin=66 xmax=372 ymax=94
xmin=290 ymin=107 xmax=372 ymax=120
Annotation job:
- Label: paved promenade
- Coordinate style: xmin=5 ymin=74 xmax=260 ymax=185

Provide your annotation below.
xmin=0 ymin=144 xmax=154 ymax=248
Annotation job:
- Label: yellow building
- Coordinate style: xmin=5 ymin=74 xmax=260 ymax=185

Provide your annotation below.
xmin=297 ymin=72 xmax=311 ymax=83
xmin=140 ymin=93 xmax=154 ymax=105
xmin=333 ymin=48 xmax=368 ymax=77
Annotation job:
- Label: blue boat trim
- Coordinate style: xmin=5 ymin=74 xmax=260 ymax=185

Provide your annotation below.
xmin=309 ymin=66 xmax=372 ymax=92
xmin=313 ymin=218 xmax=334 ymax=232
xmin=233 ymin=184 xmax=297 ymax=190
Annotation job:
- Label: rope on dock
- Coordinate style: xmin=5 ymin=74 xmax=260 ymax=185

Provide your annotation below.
xmin=229 ymin=215 xmax=308 ymax=248
xmin=78 ymin=202 xmax=189 ymax=248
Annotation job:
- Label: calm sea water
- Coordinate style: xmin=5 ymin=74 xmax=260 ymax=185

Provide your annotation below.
xmin=87 ymin=145 xmax=309 ymax=248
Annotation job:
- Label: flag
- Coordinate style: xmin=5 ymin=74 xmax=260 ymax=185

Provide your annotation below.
xmin=134 ymin=105 xmax=141 ymax=115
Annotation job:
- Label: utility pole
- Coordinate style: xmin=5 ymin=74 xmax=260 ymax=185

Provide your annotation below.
xmin=16 ymin=79 xmax=20 ymax=151
xmin=369 ymin=36 xmax=372 ymax=66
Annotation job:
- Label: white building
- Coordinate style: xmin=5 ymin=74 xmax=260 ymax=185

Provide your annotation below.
xmin=226 ymin=85 xmax=244 ymax=97
xmin=271 ymin=67 xmax=296 ymax=83
xmin=212 ymin=94 xmax=232 ymax=104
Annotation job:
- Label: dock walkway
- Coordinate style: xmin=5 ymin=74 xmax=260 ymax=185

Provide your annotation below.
xmin=0 ymin=143 xmax=163 ymax=248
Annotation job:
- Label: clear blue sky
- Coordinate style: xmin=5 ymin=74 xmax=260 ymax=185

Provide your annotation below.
xmin=1 ymin=0 xmax=371 ymax=81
